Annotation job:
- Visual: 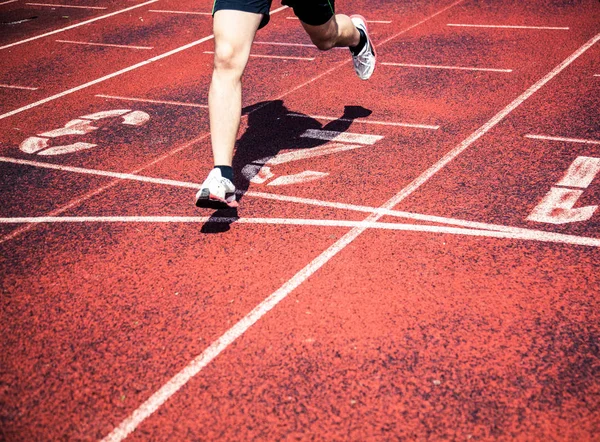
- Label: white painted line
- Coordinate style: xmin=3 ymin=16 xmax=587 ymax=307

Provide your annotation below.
xmin=268 ymin=143 xmax=364 ymax=165
xmin=0 ymin=35 xmax=216 ymax=121
xmin=254 ymin=41 xmax=315 ymax=48
xmin=2 ymin=154 xmax=597 ymax=248
xmin=56 ymin=40 xmax=153 ymax=50
xmin=1 ymin=216 xmax=598 ymax=247
xmin=525 ymin=134 xmax=600 ymax=145
xmin=26 ymin=2 xmax=107 ymax=9
xmin=301 ymin=129 xmax=383 ymax=145
xmin=527 ymin=187 xmax=596 ymax=224
xmin=0 ymin=156 xmax=200 ymax=188
xmin=268 ymin=171 xmax=329 ymax=186
xmin=148 ymin=9 xmax=211 ymax=15
xmin=287 ymin=113 xmax=439 ymax=130
xmin=0 ymin=84 xmax=38 ymax=90
xmin=96 ymin=94 xmax=207 ymax=108
xmin=0 ymin=0 xmax=19 ymax=5
xmin=203 ymin=50 xmax=314 ymax=61
xmin=556 ymin=156 xmax=600 ymax=189
xmin=286 ymin=16 xmax=390 ymax=24
xmin=447 ymin=23 xmax=569 ymax=30
xmin=0 ymin=0 xmax=158 ymax=50
xmin=594 ymin=74 xmax=600 ymax=77
xmin=381 ymin=62 xmax=512 ymax=73
xmin=386 ymin=31 xmax=600 ymax=209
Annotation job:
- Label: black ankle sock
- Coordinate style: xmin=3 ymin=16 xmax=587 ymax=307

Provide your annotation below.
xmin=215 ymin=165 xmax=233 ymax=182
xmin=350 ymin=28 xmax=367 ymax=55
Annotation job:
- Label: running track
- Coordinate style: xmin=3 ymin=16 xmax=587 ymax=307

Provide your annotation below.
xmin=1 ymin=0 xmax=600 ymax=440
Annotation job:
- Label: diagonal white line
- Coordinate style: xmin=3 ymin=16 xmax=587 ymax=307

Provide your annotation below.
xmin=2 ymin=216 xmax=597 ymax=247
xmin=0 ymin=0 xmax=19 ymax=5
xmin=0 ymin=0 xmax=158 ymax=50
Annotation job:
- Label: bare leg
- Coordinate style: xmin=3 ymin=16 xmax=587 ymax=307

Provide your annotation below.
xmin=301 ymin=14 xmax=360 ymax=51
xmin=209 ymin=10 xmax=262 ymax=166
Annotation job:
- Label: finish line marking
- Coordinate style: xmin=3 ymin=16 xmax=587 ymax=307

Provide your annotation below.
xmin=381 ymin=62 xmax=512 ymax=73
xmin=26 ymin=2 xmax=107 ymax=9
xmin=1 ymin=216 xmax=598 ymax=247
xmin=96 ymin=94 xmax=208 ymax=108
xmin=525 ymin=134 xmax=600 ymax=145
xmin=56 ymin=40 xmax=153 ymax=50
xmin=447 ymin=23 xmax=570 ymax=30
xmin=0 ymin=0 xmax=158 ymax=50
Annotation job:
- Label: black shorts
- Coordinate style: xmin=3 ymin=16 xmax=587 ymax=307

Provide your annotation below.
xmin=213 ymin=0 xmax=335 ymax=29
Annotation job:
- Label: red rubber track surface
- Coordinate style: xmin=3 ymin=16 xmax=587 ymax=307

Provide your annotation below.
xmin=1 ymin=0 xmax=599 ymax=440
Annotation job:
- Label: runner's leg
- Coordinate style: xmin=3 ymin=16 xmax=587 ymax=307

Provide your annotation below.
xmin=209 ymin=10 xmax=262 ymax=166
xmin=301 ymin=14 xmax=360 ymax=51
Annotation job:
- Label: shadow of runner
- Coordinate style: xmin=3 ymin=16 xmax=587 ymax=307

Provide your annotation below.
xmin=201 ymin=100 xmax=371 ymax=234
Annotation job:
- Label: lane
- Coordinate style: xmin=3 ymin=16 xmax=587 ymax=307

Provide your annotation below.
xmin=398 ymin=38 xmax=600 ymax=238
xmin=0 ymin=218 xmax=352 ymax=440
xmin=125 ymin=229 xmax=600 ymax=440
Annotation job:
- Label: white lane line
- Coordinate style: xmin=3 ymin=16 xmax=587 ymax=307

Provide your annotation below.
xmin=148 ymin=9 xmax=211 ymax=15
xmin=594 ymin=74 xmax=600 ymax=77
xmin=0 ymin=34 xmax=215 ymax=120
xmin=2 ymin=154 xmax=597 ymax=249
xmin=254 ymin=41 xmax=315 ymax=48
xmin=525 ymin=134 xmax=600 ymax=145
xmin=301 ymin=129 xmax=383 ymax=144
xmin=26 ymin=2 xmax=107 ymax=9
xmin=96 ymin=94 xmax=208 ymax=108
xmin=0 ymin=0 xmax=19 ymax=5
xmin=203 ymin=50 xmax=314 ymax=61
xmin=386 ymin=31 xmax=600 ymax=208
xmin=0 ymin=156 xmax=200 ymax=189
xmin=285 ymin=16 xmax=390 ymax=24
xmin=0 ymin=0 xmax=158 ymax=50
xmin=0 ymin=84 xmax=38 ymax=90
xmin=56 ymin=40 xmax=153 ymax=50
xmin=381 ymin=62 xmax=512 ymax=73
xmin=1 ymin=216 xmax=598 ymax=247
xmin=287 ymin=113 xmax=440 ymax=130
xmin=447 ymin=23 xmax=569 ymax=30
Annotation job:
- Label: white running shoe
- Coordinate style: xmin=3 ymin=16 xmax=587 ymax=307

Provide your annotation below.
xmin=350 ymin=15 xmax=376 ymax=80
xmin=195 ymin=168 xmax=238 ymax=208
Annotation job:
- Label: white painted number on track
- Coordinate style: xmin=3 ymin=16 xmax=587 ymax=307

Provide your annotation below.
xmin=20 ymin=109 xmax=150 ymax=155
xmin=242 ymin=130 xmax=383 ymax=187
xmin=528 ymin=156 xmax=600 ymax=224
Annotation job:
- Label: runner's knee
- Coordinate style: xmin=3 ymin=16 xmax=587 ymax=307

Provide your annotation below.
xmin=213 ymin=42 xmax=246 ymax=74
